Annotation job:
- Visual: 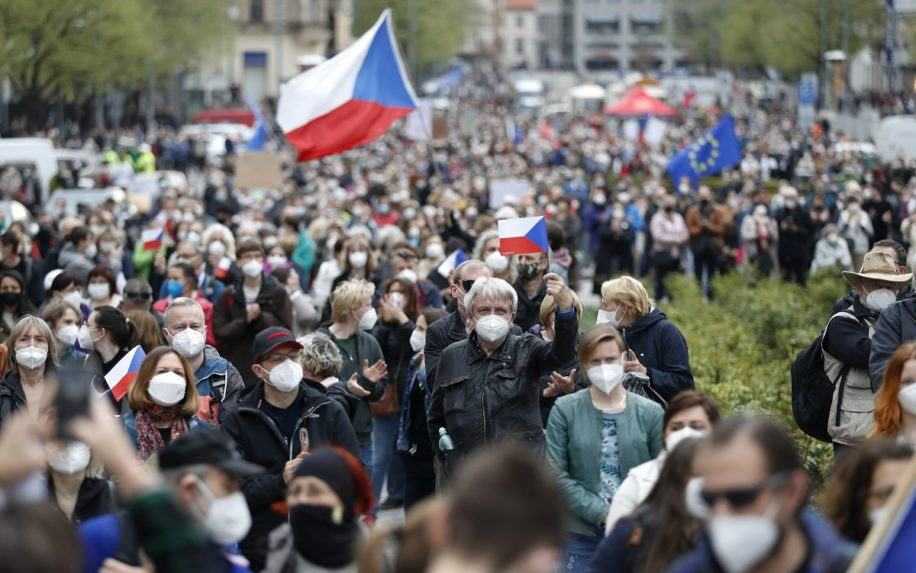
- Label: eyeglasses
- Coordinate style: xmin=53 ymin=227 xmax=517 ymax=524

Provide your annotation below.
xmin=125 ymin=291 xmax=152 ymax=300
xmin=699 ymin=474 xmax=788 ymax=510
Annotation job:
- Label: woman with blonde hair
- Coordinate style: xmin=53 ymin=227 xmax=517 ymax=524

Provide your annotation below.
xmin=0 ymin=315 xmax=58 ymax=425
xmin=873 ymin=341 xmax=916 ymax=444
xmin=597 ymin=276 xmax=693 ymax=404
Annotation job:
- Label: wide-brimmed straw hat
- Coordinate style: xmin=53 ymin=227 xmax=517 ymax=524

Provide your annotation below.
xmin=843 ymin=249 xmax=912 ymax=286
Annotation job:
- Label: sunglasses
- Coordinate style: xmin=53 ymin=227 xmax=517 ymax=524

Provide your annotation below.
xmin=125 ymin=291 xmax=152 ymax=300
xmin=461 ymin=279 xmax=475 ymax=293
xmin=699 ymin=473 xmax=788 ymax=510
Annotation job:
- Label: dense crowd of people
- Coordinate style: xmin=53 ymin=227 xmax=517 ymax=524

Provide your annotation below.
xmin=0 ymin=65 xmax=914 ymax=573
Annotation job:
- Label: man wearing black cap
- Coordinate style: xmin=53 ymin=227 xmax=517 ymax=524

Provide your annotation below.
xmin=221 ymin=326 xmax=359 ymax=571
xmin=79 ymin=426 xmax=262 ymax=573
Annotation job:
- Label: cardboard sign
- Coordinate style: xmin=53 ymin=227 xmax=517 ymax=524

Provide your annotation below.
xmin=489 ymin=177 xmax=531 ymax=209
xmin=235 ymin=152 xmax=285 ymax=189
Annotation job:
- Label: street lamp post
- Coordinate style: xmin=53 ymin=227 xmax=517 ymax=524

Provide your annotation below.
xmin=275 ymin=0 xmax=286 ymax=89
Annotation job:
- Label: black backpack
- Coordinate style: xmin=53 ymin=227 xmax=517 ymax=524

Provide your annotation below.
xmin=790 ymin=314 xmax=853 ymax=443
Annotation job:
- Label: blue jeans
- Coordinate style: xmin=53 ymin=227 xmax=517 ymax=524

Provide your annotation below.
xmin=358 ymin=439 xmax=373 ymax=472
xmin=371 ymin=414 xmax=405 ymax=504
xmin=564 ymin=532 xmax=601 ymax=572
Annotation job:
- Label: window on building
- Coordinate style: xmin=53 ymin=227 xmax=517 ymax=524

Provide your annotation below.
xmin=250 ymin=0 xmax=264 ymax=23
xmin=516 ymin=38 xmax=525 ymax=55
xmin=516 ymin=14 xmax=524 ymax=28
xmin=585 ymin=19 xmax=620 ymax=34
xmin=630 ymin=18 xmax=663 ymax=35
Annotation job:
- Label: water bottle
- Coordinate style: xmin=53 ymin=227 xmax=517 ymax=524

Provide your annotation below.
xmin=438 ymin=427 xmax=455 ymax=452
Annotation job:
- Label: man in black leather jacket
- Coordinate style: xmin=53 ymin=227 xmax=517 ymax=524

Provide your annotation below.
xmin=428 ymin=273 xmax=577 ymax=480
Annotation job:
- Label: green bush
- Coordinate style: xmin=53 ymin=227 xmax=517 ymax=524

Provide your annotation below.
xmin=660 ymin=270 xmax=848 ymax=483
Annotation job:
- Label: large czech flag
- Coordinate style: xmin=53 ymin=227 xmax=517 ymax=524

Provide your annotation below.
xmin=277 ymin=9 xmax=418 ymax=161
xmin=499 ymin=216 xmax=549 ymax=255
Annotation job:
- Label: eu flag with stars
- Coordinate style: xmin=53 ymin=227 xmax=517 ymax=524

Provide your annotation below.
xmin=667 ymin=114 xmax=742 ymax=188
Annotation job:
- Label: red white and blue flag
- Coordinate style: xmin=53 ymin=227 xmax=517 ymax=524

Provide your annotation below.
xmin=498 ymin=216 xmax=549 ymax=255
xmin=276 ymin=10 xmax=418 ymax=161
xmin=104 ymin=345 xmax=146 ymax=401
xmin=141 ymin=228 xmax=164 ymax=251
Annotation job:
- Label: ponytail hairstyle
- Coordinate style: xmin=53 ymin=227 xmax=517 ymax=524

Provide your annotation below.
xmin=93 ymin=305 xmax=137 ymax=350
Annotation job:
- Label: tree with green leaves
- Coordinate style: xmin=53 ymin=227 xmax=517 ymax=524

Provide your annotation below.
xmin=352 ymin=0 xmax=475 ymax=78
xmin=671 ymin=0 xmax=885 ymax=79
xmin=0 ymin=0 xmax=232 ymax=129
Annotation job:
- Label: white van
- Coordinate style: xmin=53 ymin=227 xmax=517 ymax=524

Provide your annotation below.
xmin=0 ymin=138 xmax=58 ymax=203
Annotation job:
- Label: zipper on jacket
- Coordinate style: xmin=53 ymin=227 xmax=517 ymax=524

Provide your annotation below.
xmin=288 ymin=402 xmax=327 ymax=460
xmin=481 ymin=361 xmax=491 ymax=440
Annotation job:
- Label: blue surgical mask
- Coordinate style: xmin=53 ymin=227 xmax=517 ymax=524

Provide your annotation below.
xmin=164 ymin=279 xmax=184 ymax=299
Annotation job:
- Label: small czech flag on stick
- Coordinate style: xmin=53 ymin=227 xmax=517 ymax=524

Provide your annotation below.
xmin=104 ymin=345 xmax=146 ymax=401
xmin=141 ymin=228 xmax=164 ymax=251
xmin=498 ymin=216 xmax=549 ymax=255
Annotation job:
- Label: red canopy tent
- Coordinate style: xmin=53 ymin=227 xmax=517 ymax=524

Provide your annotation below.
xmin=605 ymin=87 xmax=677 ymax=118
xmin=191 ymin=107 xmax=255 ymax=126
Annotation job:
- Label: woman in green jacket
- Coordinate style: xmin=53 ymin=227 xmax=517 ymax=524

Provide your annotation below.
xmin=546 ymin=323 xmax=664 ymax=571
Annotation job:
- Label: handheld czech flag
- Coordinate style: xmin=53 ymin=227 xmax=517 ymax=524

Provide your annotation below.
xmin=141 ymin=228 xmax=164 ymax=251
xmin=498 ymin=216 xmax=549 ymax=255
xmin=276 ymin=9 xmax=418 ymax=161
xmin=104 ymin=345 xmax=146 ymax=401
xmin=436 ymin=249 xmax=468 ymax=279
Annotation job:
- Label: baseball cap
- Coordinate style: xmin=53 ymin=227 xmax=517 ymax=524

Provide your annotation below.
xmin=159 ymin=427 xmax=263 ymax=477
xmin=251 ymin=326 xmax=303 ymax=364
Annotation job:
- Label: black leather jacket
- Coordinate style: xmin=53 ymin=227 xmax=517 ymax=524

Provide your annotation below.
xmin=428 ymin=309 xmax=578 ymax=478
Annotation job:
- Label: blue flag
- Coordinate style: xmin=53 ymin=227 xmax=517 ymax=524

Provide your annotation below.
xmin=871 ymin=482 xmax=916 ymax=572
xmin=667 ymin=114 xmax=742 ymax=187
xmin=245 ymin=96 xmax=270 ymax=152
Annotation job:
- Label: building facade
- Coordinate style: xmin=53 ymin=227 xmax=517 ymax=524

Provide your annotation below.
xmin=185 ymin=0 xmax=352 ymax=108
xmin=504 ymin=0 xmax=539 ymax=69
xmin=522 ymin=0 xmax=685 ymax=73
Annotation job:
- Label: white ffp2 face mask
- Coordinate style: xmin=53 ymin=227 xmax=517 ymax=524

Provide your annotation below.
xmin=16 ymin=346 xmax=48 ymax=370
xmin=899 ymin=383 xmax=916 ymax=415
xmin=587 ymin=363 xmax=624 ymax=394
xmin=241 ymin=260 xmax=263 ymax=278
xmin=475 ymin=315 xmax=510 ymax=343
xmin=359 ymin=307 xmax=378 ymax=331
xmin=349 ymin=251 xmax=368 ymax=269
xmin=148 ymin=371 xmax=188 ymax=406
xmin=77 ymin=325 xmax=95 ymax=351
xmin=266 ymin=359 xmax=303 ymax=393
xmin=196 ymin=480 xmax=252 ymax=544
xmin=485 ymin=251 xmax=509 ymax=273
xmin=57 ymin=324 xmax=79 ymax=346
xmin=865 ymin=288 xmax=897 ymax=311
xmin=665 ymin=427 xmax=707 ymax=451
xmin=596 ymin=309 xmax=621 ymax=327
xmin=48 ymin=441 xmax=91 ymax=474
xmin=87 ymin=283 xmax=110 ymax=301
xmin=171 ymin=327 xmax=206 ymax=358
xmin=707 ymin=509 xmax=780 ymax=573
xmin=409 ymin=329 xmax=426 ymax=353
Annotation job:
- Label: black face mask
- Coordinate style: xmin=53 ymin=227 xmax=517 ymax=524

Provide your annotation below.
xmin=517 ymin=262 xmax=544 ymax=281
xmin=289 ymin=505 xmax=358 ymax=569
xmin=0 ymin=292 xmax=20 ymax=307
